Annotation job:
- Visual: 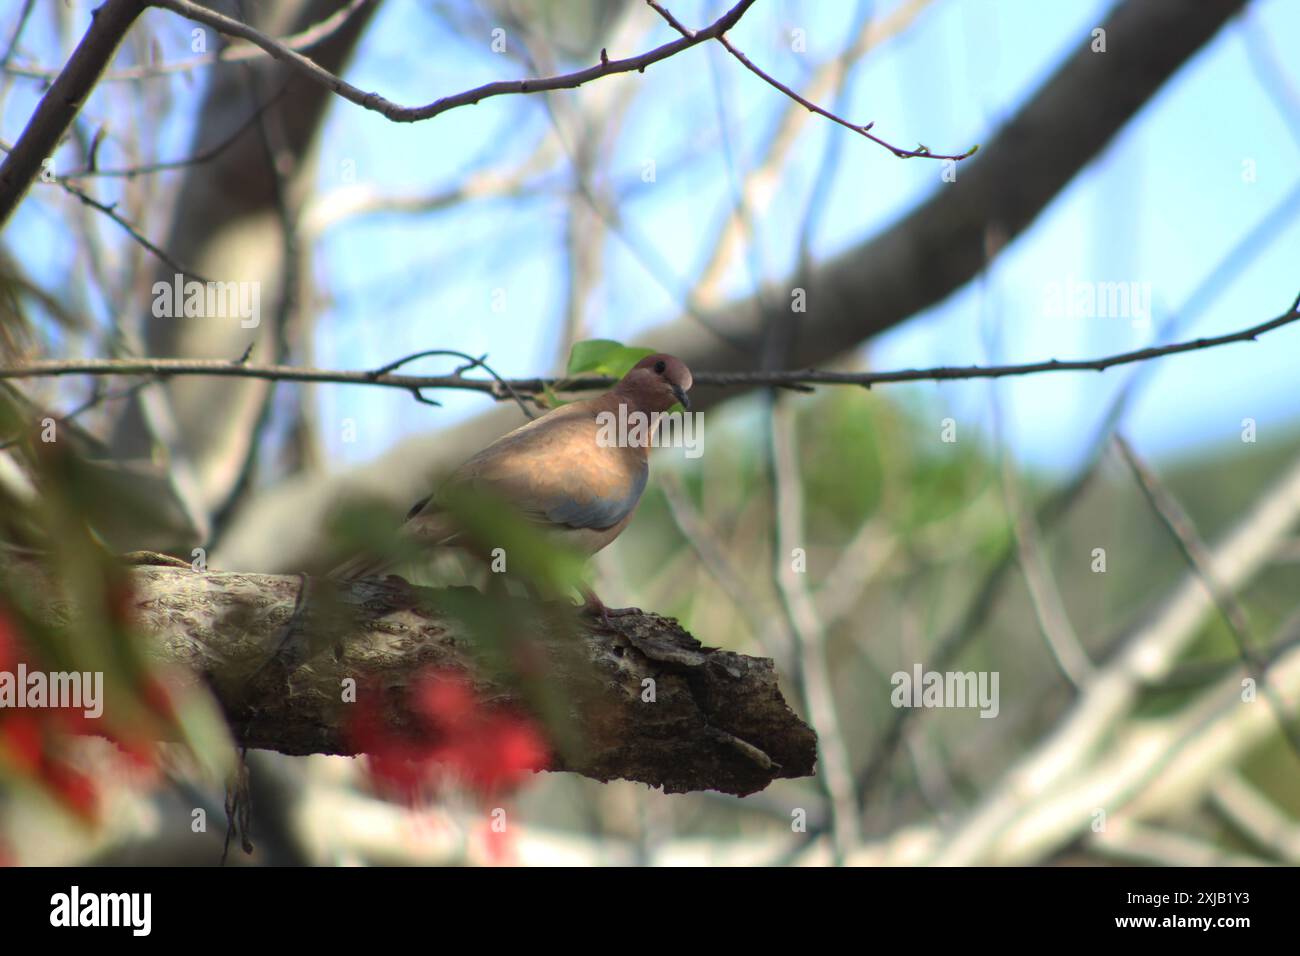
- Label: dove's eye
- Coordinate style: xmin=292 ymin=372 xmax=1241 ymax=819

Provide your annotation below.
xmin=654 ymin=360 xmax=666 ymax=374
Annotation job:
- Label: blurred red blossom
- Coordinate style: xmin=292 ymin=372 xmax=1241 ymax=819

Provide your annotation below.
xmin=348 ymin=669 xmax=549 ymax=803
xmin=0 ymin=607 xmax=101 ymax=822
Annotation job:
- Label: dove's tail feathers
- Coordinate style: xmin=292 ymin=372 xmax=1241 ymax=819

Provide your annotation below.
xmin=327 ymin=510 xmax=461 ymax=581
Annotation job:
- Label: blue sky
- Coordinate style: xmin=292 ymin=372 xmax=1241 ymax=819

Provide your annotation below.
xmin=7 ymin=0 xmax=1299 ymax=475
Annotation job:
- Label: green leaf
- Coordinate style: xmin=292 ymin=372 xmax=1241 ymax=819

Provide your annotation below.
xmin=566 ymin=339 xmax=654 ymax=379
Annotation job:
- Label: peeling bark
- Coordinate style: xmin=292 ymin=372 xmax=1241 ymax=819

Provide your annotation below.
xmin=123 ymin=565 xmax=817 ymax=797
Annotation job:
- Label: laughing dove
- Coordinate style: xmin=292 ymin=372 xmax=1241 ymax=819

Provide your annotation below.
xmin=331 ymin=354 xmax=693 ymax=605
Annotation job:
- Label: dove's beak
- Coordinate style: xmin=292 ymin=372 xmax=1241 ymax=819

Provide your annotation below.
xmin=672 ymin=384 xmax=691 ymax=411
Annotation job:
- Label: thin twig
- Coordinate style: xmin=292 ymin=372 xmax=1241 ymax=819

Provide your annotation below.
xmin=60 ymin=85 xmax=288 ymax=180
xmin=658 ymin=470 xmax=774 ymax=655
xmin=0 ymin=0 xmax=37 ymax=71
xmin=45 ymin=170 xmax=212 ymax=283
xmin=0 ymin=0 xmax=145 ymax=227
xmin=367 ymin=348 xmax=538 ymax=419
xmin=3 ymin=0 xmax=373 ymax=83
xmin=3 ymin=298 xmax=1296 ymax=398
xmin=693 ymin=0 xmax=935 ymax=307
xmin=647 ymin=0 xmax=975 ymax=162
xmin=149 ymin=0 xmax=758 ymax=123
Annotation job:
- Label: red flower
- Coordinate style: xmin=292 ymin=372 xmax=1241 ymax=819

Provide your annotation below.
xmin=347 ymin=670 xmax=549 ymax=804
xmin=0 ymin=608 xmax=103 ymax=821
xmin=39 ymin=758 xmax=98 ymax=822
xmin=0 ymin=713 xmax=43 ymax=773
xmin=0 ymin=713 xmax=99 ymax=822
xmin=435 ymin=712 xmax=548 ymax=797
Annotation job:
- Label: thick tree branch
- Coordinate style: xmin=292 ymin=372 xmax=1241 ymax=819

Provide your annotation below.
xmin=116 ymin=565 xmax=817 ymax=797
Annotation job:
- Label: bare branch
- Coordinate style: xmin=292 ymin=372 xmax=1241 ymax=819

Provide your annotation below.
xmin=0 ymin=135 xmax=214 ymax=281
xmin=149 ymin=0 xmax=758 ymax=123
xmin=0 ymin=0 xmax=37 ymax=72
xmin=2 ymin=0 xmax=373 ymax=82
xmin=0 ymin=0 xmax=146 ymax=227
xmin=3 ymin=299 xmax=1296 ymax=398
xmin=59 ymin=85 xmax=288 ymax=180
xmin=647 ymin=0 xmax=975 ymax=162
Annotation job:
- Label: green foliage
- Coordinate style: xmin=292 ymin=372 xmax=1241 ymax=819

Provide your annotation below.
xmin=565 ymin=339 xmax=654 ymax=379
xmin=796 ymin=389 xmax=885 ymax=537
xmin=438 ymin=485 xmax=589 ymax=599
xmin=0 ymin=390 xmax=234 ymax=819
xmin=326 ymin=485 xmax=593 ymax=759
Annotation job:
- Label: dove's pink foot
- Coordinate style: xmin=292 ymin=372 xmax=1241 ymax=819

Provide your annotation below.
xmin=579 ymin=588 xmax=642 ymax=630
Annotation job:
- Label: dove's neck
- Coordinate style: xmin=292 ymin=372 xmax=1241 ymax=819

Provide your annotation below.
xmin=590 ymin=389 xmax=665 ymax=461
xmin=608 ymin=380 xmax=673 ymax=415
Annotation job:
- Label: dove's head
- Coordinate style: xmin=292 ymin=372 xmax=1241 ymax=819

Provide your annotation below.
xmin=618 ymin=353 xmax=693 ymax=412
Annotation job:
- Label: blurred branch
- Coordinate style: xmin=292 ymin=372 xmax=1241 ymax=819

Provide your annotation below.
xmin=0 ymin=0 xmax=145 ymax=227
xmin=57 ymin=85 xmax=288 ymax=180
xmin=769 ymin=396 xmax=859 ymax=857
xmin=1017 ymin=618 xmax=1300 ymax=867
xmin=1000 ymin=447 xmax=1094 ymax=687
xmin=299 ymin=5 xmax=660 ymax=240
xmin=6 ymin=297 xmax=1297 ymax=395
xmin=843 ymin=184 xmax=1300 ymax=826
xmin=83 ymin=565 xmax=818 ymax=797
xmin=0 ymin=0 xmax=36 ymax=72
xmin=299 ymin=139 xmax=556 ymax=237
xmin=1210 ymin=771 xmax=1300 ymax=863
xmin=931 ymin=448 xmax=1300 ymax=865
xmin=658 ymin=470 xmax=776 ymax=656
xmin=1089 ymin=820 xmax=1270 ymax=867
xmin=695 ymin=0 xmax=931 ymax=307
xmin=1114 ymin=433 xmax=1300 ymax=760
xmin=3 ymin=0 xmax=373 ymax=82
xmin=0 ymin=144 xmax=212 ymax=282
xmin=1241 ymin=9 xmax=1300 ymax=149
xmin=800 ymin=612 xmax=1300 ymax=866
